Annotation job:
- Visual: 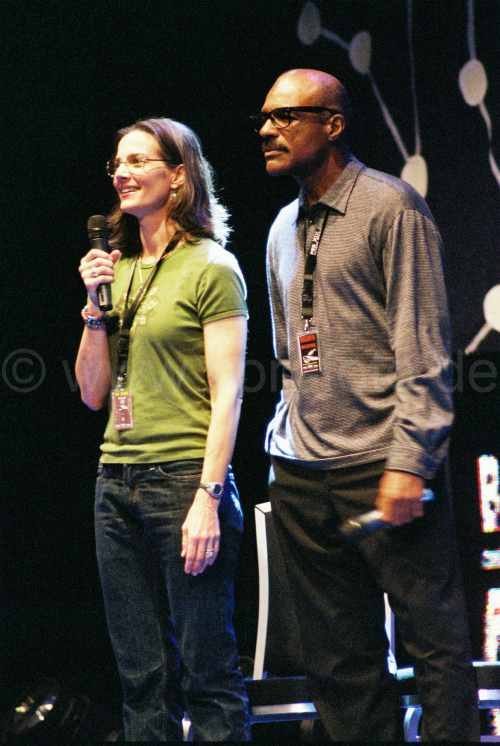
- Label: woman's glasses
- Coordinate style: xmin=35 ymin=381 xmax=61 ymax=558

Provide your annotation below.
xmin=106 ymin=155 xmax=167 ymax=177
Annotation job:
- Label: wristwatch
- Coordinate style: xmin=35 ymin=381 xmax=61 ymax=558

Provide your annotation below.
xmin=199 ymin=482 xmax=224 ymax=499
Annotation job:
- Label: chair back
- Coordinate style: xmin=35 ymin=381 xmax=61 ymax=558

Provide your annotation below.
xmin=253 ymin=502 xmax=305 ymax=679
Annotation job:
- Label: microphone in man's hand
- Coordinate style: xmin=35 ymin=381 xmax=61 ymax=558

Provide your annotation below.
xmin=339 ymin=488 xmax=435 ymax=542
xmin=88 ymin=215 xmax=112 ymax=311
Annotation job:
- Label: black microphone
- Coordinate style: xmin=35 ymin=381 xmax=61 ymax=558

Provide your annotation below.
xmin=87 ymin=215 xmax=112 ymax=311
xmin=339 ymin=488 xmax=435 ymax=542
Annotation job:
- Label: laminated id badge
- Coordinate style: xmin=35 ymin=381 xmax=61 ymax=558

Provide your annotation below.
xmin=112 ymin=390 xmax=133 ymax=430
xmin=298 ymin=330 xmax=321 ymax=374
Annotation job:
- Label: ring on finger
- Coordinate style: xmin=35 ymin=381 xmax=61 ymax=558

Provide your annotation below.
xmin=91 ymin=268 xmax=98 ymax=277
xmin=205 ymin=549 xmax=214 ymax=557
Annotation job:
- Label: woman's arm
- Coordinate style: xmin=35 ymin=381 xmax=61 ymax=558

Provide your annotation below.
xmin=75 ymin=248 xmax=121 ymax=410
xmin=76 ymin=320 xmax=113 ymax=410
xmin=181 ymin=315 xmax=247 ymax=576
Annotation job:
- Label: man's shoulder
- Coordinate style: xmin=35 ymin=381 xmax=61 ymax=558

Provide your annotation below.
xmin=268 ymin=197 xmax=300 ymax=242
xmin=356 ymin=163 xmax=431 ymax=215
xmin=275 ymin=196 xmax=300 ymax=223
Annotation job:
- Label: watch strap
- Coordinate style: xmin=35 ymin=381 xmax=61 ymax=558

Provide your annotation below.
xmin=199 ymin=482 xmax=224 ymax=499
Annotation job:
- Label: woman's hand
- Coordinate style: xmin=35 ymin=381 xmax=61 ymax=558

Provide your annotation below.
xmin=181 ymin=489 xmax=221 ymax=576
xmin=75 ymin=247 xmax=121 ymax=410
xmin=79 ymin=248 xmax=121 ymax=308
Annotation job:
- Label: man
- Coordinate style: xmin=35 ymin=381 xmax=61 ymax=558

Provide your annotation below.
xmin=252 ymin=69 xmax=479 ymax=741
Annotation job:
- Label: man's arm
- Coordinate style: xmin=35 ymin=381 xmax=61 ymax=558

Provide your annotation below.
xmin=378 ymin=207 xmax=453 ymax=523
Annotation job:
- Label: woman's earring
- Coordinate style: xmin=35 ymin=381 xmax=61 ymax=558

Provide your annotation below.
xmin=172 ymin=191 xmax=178 ymax=199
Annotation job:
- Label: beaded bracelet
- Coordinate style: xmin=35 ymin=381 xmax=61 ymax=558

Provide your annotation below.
xmin=81 ymin=305 xmax=108 ymax=330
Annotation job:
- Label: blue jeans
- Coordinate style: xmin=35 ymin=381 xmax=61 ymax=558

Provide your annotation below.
xmin=94 ymin=459 xmax=250 ymax=742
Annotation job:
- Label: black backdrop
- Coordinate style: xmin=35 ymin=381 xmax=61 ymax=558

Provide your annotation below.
xmin=2 ymin=0 xmax=500 ymax=725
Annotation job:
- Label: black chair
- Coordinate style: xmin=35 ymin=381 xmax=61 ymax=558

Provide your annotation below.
xmin=245 ymin=501 xmax=319 ymax=726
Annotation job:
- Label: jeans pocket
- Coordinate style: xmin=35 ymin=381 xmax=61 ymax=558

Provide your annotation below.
xmin=155 ymin=459 xmax=203 ymax=480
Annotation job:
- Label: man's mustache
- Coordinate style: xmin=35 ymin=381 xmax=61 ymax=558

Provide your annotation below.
xmin=261 ymin=141 xmax=288 ymax=154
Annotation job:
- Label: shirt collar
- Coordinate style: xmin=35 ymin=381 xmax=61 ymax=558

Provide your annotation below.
xmin=297 ymin=156 xmax=365 ymax=220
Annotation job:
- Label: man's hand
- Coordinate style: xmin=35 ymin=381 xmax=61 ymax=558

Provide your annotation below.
xmin=376 ymin=470 xmax=425 ymax=526
xmin=181 ymin=490 xmax=221 ymax=576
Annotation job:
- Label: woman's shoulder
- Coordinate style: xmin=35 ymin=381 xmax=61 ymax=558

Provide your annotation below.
xmin=187 ymin=238 xmax=241 ymax=271
xmin=185 ymin=239 xmax=246 ymax=298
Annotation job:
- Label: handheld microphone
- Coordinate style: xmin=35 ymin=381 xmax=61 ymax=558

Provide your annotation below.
xmin=339 ymin=488 xmax=435 ymax=542
xmin=87 ymin=215 xmax=112 ymax=311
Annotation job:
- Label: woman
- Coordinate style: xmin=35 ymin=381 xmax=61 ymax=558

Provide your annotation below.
xmin=76 ymin=118 xmax=249 ymax=741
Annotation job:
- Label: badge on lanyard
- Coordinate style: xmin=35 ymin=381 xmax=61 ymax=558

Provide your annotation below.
xmin=298 ymin=329 xmax=321 ymax=374
xmin=299 ymin=209 xmax=328 ymax=375
xmin=112 ymin=389 xmax=134 ymax=430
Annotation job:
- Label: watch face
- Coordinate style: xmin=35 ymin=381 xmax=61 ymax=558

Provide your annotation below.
xmin=200 ymin=482 xmax=223 ymax=497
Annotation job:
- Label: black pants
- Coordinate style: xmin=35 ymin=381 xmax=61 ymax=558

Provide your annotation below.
xmin=269 ymin=457 xmax=480 ymax=742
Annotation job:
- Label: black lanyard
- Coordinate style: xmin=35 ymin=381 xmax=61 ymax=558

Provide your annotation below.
xmin=116 ymin=236 xmax=179 ymax=389
xmin=301 ymin=208 xmax=328 ymax=330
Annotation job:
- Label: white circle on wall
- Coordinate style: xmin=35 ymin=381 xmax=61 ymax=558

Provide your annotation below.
xmin=459 ymin=59 xmax=488 ymax=106
xmin=484 ymin=285 xmax=500 ymax=331
xmin=349 ymin=31 xmax=371 ymax=75
xmin=401 ymin=155 xmax=428 ymax=198
xmin=297 ymin=2 xmax=322 ymax=45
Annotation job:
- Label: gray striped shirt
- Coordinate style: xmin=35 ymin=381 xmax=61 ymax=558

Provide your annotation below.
xmin=265 ymin=157 xmax=453 ymax=479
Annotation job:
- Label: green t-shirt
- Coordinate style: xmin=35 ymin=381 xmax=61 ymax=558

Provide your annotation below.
xmin=100 ymin=238 xmax=248 ymax=463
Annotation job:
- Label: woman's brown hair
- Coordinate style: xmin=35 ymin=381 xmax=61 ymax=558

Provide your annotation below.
xmin=107 ymin=117 xmax=231 ymax=257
